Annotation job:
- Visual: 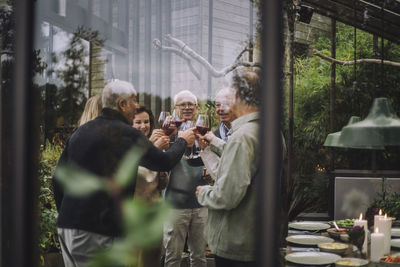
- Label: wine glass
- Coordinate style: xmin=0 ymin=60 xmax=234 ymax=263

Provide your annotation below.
xmin=161 ymin=115 xmax=176 ymax=136
xmin=195 ymin=114 xmax=210 ymax=153
xmin=181 ymin=120 xmax=194 ymax=159
xmin=195 ymin=114 xmax=211 ymax=136
xmin=158 ymin=111 xmax=170 ymax=129
xmin=172 ymin=109 xmax=184 ymax=129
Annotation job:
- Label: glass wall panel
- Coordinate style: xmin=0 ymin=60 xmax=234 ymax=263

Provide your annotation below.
xmin=32 ymin=0 xmax=262 ymax=266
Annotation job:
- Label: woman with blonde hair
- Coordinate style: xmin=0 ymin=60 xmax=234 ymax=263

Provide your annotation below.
xmin=78 ymin=95 xmax=102 ymax=126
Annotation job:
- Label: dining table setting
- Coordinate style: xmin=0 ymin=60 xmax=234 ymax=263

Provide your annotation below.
xmin=283 ymin=212 xmax=400 ymax=266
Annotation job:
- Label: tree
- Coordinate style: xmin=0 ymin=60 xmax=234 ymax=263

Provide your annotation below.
xmin=55 ymin=27 xmax=90 ymax=128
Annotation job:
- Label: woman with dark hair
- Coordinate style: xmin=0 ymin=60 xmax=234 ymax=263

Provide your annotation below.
xmin=133 ymin=106 xmax=170 ymax=150
xmin=132 ymin=105 xmax=170 ymax=267
xmin=133 ymin=106 xmax=155 ymax=137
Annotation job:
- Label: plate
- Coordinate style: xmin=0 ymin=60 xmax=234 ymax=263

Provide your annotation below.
xmin=286 ymin=235 xmax=334 ymax=246
xmin=335 ymin=257 xmax=369 ymax=266
xmin=285 ymin=252 xmax=341 ymax=265
xmin=318 ymin=243 xmax=349 ymax=255
xmin=392 ymin=228 xmax=400 ymax=237
xmin=340 ymin=233 xmax=349 ymax=242
xmin=289 ymin=221 xmax=331 ymax=231
xmin=392 ymin=239 xmax=400 ymax=249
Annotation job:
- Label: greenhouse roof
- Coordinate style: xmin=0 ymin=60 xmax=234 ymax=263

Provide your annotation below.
xmin=301 ymin=0 xmax=400 ymax=44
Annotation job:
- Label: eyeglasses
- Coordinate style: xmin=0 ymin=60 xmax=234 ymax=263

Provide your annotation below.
xmin=176 ymin=102 xmax=196 ymax=108
xmin=215 ymin=102 xmax=230 ymax=108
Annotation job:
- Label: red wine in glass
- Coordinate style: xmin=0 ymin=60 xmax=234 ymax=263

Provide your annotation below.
xmin=196 ymin=126 xmax=210 ymax=135
xmin=174 ymin=119 xmax=185 ymax=128
xmin=172 ymin=110 xmax=184 ymax=129
xmin=161 ymin=115 xmax=176 ymax=136
xmin=163 ymin=125 xmax=176 ymax=136
xmin=158 ymin=111 xmax=170 ymax=129
xmin=195 ymin=114 xmax=210 ymax=136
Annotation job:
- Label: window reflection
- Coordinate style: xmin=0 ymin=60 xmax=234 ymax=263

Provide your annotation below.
xmin=32 ymin=0 xmax=260 ymax=266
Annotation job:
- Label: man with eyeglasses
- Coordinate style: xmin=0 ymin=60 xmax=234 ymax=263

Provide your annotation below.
xmin=163 ymin=90 xmax=208 ymax=267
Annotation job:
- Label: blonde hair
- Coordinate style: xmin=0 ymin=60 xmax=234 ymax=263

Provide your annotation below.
xmin=78 ymin=95 xmax=103 ymax=126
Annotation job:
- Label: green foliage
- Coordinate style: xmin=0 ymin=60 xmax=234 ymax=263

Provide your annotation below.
xmin=38 ymin=140 xmax=63 ymax=261
xmin=115 ymin=141 xmax=148 ymax=188
xmin=40 ymin=26 xmax=106 ymax=142
xmin=289 ymin=22 xmax=400 ymax=213
xmin=55 ymin=164 xmax=107 ymax=196
xmin=87 ymin=200 xmax=171 ymax=267
xmin=198 ymin=100 xmax=219 ymax=130
xmin=366 ymin=179 xmax=400 ymax=225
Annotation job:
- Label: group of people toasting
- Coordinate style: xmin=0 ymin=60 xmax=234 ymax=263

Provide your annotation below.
xmin=52 ymin=67 xmax=261 ymax=267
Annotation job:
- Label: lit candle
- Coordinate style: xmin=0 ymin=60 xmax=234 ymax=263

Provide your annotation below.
xmin=374 ymin=209 xmax=384 ymax=229
xmin=377 ymin=214 xmax=392 ymax=255
xmin=354 ymin=213 xmax=368 ymax=255
xmin=371 ymin=227 xmax=385 ymax=262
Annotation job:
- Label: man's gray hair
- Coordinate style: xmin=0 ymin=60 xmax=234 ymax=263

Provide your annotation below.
xmin=231 ymin=68 xmax=261 ymax=107
xmin=102 ymin=80 xmax=137 ymax=109
xmin=173 ymin=90 xmax=198 ymax=105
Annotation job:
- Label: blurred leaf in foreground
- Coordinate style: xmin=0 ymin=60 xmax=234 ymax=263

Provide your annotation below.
xmin=55 ymin=163 xmax=106 ymax=196
xmin=123 ymin=199 xmax=172 ymax=248
xmin=114 ymin=141 xmax=148 ymax=188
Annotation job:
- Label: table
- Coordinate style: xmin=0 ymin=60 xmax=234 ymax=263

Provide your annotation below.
xmin=284 ymin=229 xmax=400 ymax=266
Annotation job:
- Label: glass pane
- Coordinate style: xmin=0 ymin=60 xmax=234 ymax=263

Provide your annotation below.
xmin=33 ymin=0 xmax=262 ymax=266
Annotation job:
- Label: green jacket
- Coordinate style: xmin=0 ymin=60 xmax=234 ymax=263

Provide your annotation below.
xmin=198 ymin=112 xmax=260 ymax=261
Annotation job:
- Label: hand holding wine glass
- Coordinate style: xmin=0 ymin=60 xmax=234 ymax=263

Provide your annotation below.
xmin=178 ymin=128 xmax=195 ymax=147
xmin=195 ymin=114 xmax=211 ymax=136
xmin=195 ymin=114 xmax=211 ymax=153
xmin=158 ymin=112 xmax=176 ymax=136
xmin=181 ymin=120 xmax=195 ymax=158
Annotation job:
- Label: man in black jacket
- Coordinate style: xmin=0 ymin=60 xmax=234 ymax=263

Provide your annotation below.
xmin=52 ymin=80 xmax=195 ymax=267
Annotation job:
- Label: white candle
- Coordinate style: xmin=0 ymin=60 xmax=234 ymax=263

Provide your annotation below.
xmin=354 ymin=213 xmax=368 ymax=256
xmin=376 ymin=214 xmax=392 ymax=255
xmin=371 ymin=227 xmax=385 ymax=262
xmin=374 ymin=209 xmax=384 ymax=229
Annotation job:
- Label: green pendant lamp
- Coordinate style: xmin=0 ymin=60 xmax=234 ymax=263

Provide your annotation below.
xmin=323 ymin=116 xmax=384 ymax=149
xmin=324 ymin=116 xmax=359 ymax=147
xmin=338 ymin=98 xmax=400 ymax=147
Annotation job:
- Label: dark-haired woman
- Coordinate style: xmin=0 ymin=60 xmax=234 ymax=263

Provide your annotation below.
xmin=132 ymin=106 xmax=170 ymax=267
xmin=133 ymin=106 xmax=170 ymax=150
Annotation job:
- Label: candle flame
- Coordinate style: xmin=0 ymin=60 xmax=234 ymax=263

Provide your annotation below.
xmin=375 ymin=227 xmax=379 ymax=233
xmin=359 ymin=213 xmax=363 ymax=220
xmin=385 ymin=214 xmax=387 ymax=219
xmin=379 ymin=209 xmax=382 ymax=216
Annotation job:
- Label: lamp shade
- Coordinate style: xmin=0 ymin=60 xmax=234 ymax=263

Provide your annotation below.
xmin=324 ymin=116 xmax=360 ymax=147
xmin=338 ymin=98 xmax=400 ymax=147
xmin=323 ymin=116 xmax=383 ymax=149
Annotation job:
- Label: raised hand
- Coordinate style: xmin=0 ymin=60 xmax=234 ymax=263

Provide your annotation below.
xmin=178 ymin=128 xmax=195 ymax=147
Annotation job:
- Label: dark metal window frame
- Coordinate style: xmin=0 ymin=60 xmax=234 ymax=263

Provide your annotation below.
xmin=2 ymin=0 xmax=38 ymax=266
xmin=2 ymin=0 xmax=284 ymax=266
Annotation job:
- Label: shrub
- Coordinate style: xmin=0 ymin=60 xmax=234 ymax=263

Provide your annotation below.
xmin=38 ymin=140 xmax=63 ymax=264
